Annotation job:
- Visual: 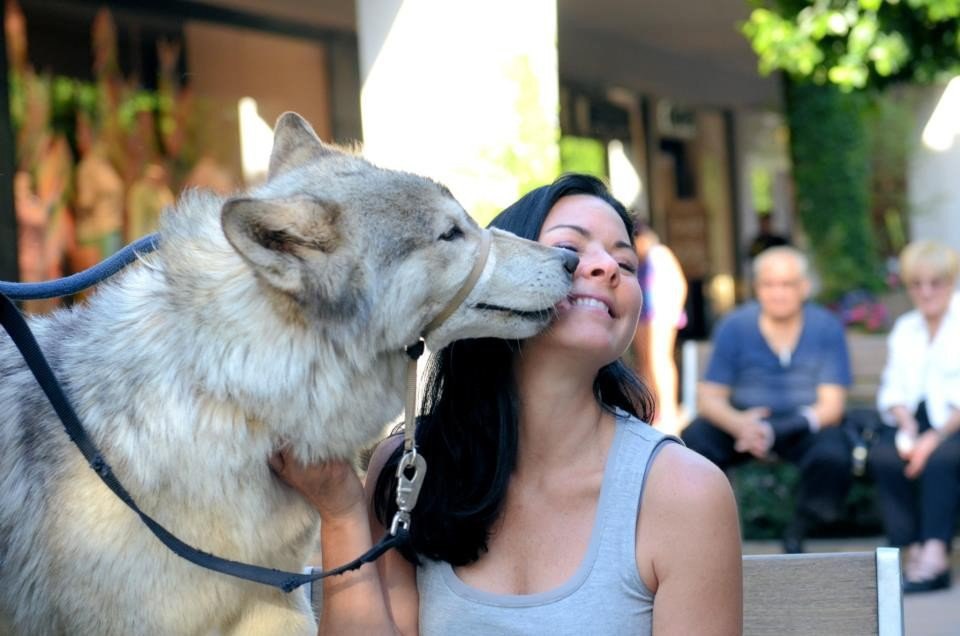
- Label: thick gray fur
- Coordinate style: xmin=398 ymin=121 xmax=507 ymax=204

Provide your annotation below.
xmin=0 ymin=112 xmax=572 ymax=635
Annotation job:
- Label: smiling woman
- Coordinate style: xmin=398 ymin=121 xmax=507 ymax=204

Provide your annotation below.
xmin=530 ymin=193 xmax=642 ymax=364
xmin=272 ymin=174 xmax=743 ymax=636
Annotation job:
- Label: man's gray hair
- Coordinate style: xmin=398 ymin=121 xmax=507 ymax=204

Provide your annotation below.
xmin=752 ymin=245 xmax=810 ymax=280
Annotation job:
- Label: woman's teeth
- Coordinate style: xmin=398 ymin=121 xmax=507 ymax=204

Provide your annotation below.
xmin=571 ymin=297 xmax=609 ymax=314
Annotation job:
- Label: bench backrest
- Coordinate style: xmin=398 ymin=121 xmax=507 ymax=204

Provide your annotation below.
xmin=743 ymin=548 xmax=903 ymax=636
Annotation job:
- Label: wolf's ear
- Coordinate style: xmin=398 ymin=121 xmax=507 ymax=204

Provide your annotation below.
xmin=221 ymin=196 xmax=341 ymax=293
xmin=268 ymin=112 xmax=338 ymax=180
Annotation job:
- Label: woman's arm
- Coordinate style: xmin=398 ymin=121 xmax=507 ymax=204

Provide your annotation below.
xmin=269 ymin=440 xmax=418 ymax=635
xmin=637 ymin=444 xmax=743 ymax=635
xmin=364 ymin=437 xmax=420 ymax=634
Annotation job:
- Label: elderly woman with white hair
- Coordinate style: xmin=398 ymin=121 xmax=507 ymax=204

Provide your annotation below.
xmin=871 ymin=240 xmax=960 ymax=593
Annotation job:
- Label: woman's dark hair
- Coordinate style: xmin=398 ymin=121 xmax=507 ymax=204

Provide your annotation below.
xmin=374 ymin=173 xmax=654 ymax=565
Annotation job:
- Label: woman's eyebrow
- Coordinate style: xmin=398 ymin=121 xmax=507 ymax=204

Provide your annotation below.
xmin=543 ymin=224 xmax=635 ymax=253
xmin=542 ymin=223 xmax=588 ymax=237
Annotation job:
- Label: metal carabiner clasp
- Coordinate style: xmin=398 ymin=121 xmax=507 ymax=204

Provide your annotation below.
xmin=395 ymin=450 xmax=427 ymax=513
xmin=389 ymin=449 xmax=427 ymax=536
xmin=390 ymin=510 xmax=411 ymax=536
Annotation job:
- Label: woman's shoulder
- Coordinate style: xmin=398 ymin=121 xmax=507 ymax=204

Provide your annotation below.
xmin=634 ymin=434 xmax=743 ymax=633
xmin=614 ymin=413 xmax=730 ymax=504
xmin=888 ymin=308 xmax=924 ymax=341
xmin=643 ymin=442 xmax=735 ymax=516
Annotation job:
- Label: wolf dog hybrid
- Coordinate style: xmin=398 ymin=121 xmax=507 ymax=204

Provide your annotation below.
xmin=0 ymin=112 xmax=576 ymax=635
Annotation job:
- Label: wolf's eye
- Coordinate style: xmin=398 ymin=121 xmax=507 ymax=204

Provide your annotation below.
xmin=439 ymin=226 xmax=464 ymax=241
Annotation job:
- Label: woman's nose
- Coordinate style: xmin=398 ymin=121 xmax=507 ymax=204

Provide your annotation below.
xmin=581 ymin=251 xmax=620 ymax=281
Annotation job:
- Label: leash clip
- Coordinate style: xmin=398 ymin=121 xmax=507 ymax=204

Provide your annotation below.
xmin=390 ymin=510 xmax=411 ymax=536
xmin=390 ymin=449 xmax=427 ymax=536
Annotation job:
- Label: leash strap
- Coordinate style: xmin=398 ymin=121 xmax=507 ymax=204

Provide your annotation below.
xmin=390 ymin=230 xmax=491 ymax=534
xmin=421 ymin=230 xmax=492 ymax=337
xmin=0 ymin=234 xmax=160 ymax=300
xmin=401 ymin=230 xmax=491 ymax=451
xmin=0 ymin=291 xmax=405 ymax=592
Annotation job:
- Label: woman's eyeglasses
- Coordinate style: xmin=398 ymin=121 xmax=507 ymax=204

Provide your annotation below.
xmin=906 ymin=277 xmax=952 ymax=291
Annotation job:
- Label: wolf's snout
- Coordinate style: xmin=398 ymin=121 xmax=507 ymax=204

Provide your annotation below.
xmin=559 ymin=250 xmax=579 ymax=275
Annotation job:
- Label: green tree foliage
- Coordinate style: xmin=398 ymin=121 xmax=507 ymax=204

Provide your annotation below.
xmin=743 ymin=0 xmax=960 ymax=91
xmin=786 ymin=81 xmax=883 ymax=299
xmin=473 ymin=55 xmax=560 ymax=226
xmin=559 ymin=136 xmax=607 ymax=178
xmin=863 ymin=91 xmax=916 ymax=258
xmin=740 ymin=1 xmax=960 ymax=300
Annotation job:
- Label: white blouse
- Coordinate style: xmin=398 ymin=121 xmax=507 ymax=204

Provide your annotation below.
xmin=877 ymin=292 xmax=960 ymax=429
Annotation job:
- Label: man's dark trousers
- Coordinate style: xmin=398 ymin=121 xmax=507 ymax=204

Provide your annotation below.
xmin=681 ymin=418 xmax=854 ymax=540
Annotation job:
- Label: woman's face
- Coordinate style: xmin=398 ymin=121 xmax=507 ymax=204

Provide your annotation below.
xmin=528 ymin=194 xmax=642 ymax=365
xmin=905 ymin=264 xmax=955 ymax=322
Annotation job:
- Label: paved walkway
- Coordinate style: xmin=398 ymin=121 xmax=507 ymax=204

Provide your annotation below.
xmin=743 ymin=536 xmax=960 ymax=636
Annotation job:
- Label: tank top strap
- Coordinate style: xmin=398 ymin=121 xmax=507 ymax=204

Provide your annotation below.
xmin=596 ymin=411 xmax=681 ymax=575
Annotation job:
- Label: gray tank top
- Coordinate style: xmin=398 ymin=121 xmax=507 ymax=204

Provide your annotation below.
xmin=417 ymin=411 xmax=677 ymax=635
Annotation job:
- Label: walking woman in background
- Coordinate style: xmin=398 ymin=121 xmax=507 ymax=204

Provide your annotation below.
xmin=872 ymin=240 xmax=960 ymax=593
xmin=632 ymin=221 xmax=688 ymax=434
xmin=272 ymin=174 xmax=742 ymax=634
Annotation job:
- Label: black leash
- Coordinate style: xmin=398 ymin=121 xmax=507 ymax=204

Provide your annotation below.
xmin=0 ymin=233 xmax=160 ymax=300
xmin=0 ymin=242 xmax=410 ymax=592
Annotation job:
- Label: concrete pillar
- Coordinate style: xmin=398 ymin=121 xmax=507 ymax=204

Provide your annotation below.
xmin=910 ymin=80 xmax=960 ymax=255
xmin=356 ymin=0 xmax=560 ymax=225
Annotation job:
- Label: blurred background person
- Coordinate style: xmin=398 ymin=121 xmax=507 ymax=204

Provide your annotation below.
xmin=871 ymin=240 xmax=960 ymax=594
xmin=632 ymin=221 xmax=687 ymax=434
xmin=746 ymin=212 xmax=790 ymax=261
xmin=681 ymin=246 xmax=853 ymax=553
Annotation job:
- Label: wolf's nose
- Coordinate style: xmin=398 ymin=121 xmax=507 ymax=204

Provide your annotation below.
xmin=560 ymin=251 xmax=579 ymax=274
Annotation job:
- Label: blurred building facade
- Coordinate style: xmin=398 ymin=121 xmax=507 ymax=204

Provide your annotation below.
xmin=2 ymin=0 xmax=954 ymax=331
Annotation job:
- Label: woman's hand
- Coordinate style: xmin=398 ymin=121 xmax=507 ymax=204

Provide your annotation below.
xmin=269 ymin=449 xmax=366 ymax=520
xmin=271 ymin=446 xmax=410 ymax=635
xmin=904 ymin=429 xmax=941 ymax=479
xmin=892 ymin=408 xmax=919 ymax=460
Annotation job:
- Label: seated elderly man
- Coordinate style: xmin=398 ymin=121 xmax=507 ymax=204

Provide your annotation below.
xmin=681 ymin=246 xmax=853 ymax=553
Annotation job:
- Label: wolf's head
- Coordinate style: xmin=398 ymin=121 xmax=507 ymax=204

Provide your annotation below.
xmin=220 ymin=112 xmax=575 ymax=353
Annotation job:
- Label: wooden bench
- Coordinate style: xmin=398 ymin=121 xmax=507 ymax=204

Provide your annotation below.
xmin=306 ymin=547 xmax=904 ymax=634
xmin=681 ymin=332 xmax=889 ymax=419
xmin=744 ymin=547 xmax=903 ymax=636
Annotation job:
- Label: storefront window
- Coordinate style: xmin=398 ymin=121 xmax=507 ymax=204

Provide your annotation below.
xmin=4 ymin=0 xmax=349 ymax=311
